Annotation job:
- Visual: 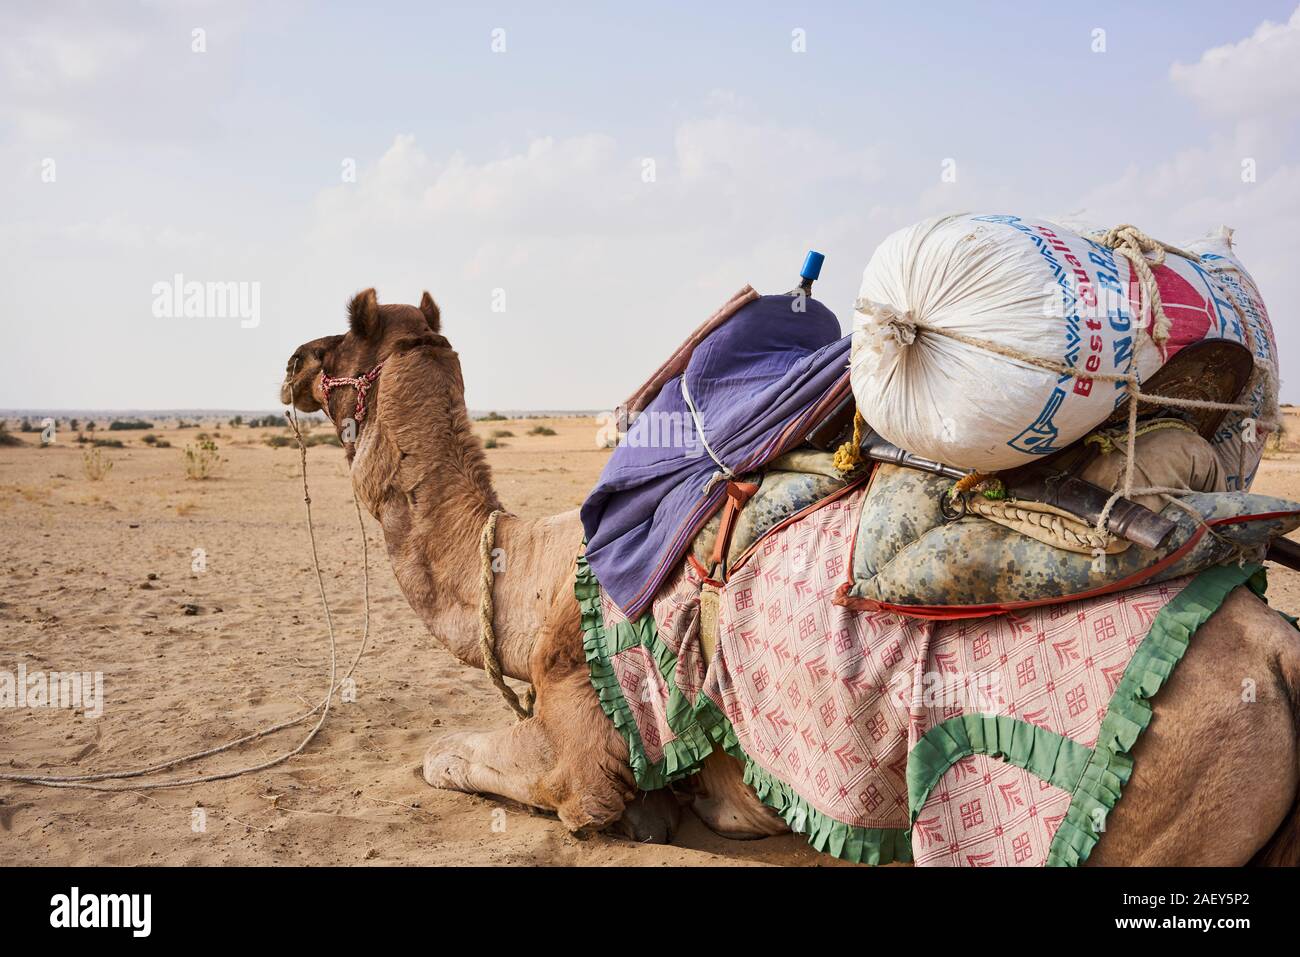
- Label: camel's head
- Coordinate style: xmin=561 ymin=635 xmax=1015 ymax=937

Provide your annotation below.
xmin=280 ymin=288 xmax=447 ymax=422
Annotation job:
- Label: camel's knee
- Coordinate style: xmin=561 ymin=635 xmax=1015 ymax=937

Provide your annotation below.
xmin=555 ymin=787 xmax=628 ymax=833
xmin=422 ymin=731 xmax=478 ymax=791
xmin=690 ymin=749 xmax=787 ymax=839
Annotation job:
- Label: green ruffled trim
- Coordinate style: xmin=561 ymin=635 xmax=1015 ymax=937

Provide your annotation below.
xmin=740 ymin=753 xmax=913 ymax=864
xmin=577 ymin=554 xmax=912 ymax=862
xmin=580 ymin=553 xmax=1265 ymax=865
xmin=907 ymin=713 xmax=1093 ymax=822
xmin=694 ymin=695 xmax=913 ymax=864
xmin=1046 ymin=562 xmax=1263 ymax=865
xmin=905 ymin=564 xmax=1264 ymax=866
xmin=575 ymin=552 xmax=716 ymax=791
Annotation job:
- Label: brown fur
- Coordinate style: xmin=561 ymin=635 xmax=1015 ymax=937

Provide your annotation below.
xmin=284 ymin=290 xmax=1300 ymax=864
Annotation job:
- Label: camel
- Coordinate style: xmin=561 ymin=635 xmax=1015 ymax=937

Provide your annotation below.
xmin=282 ymin=289 xmax=1300 ymax=864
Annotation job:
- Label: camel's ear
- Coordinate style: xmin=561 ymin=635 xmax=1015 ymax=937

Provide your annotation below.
xmin=348 ymin=288 xmax=380 ymax=339
xmin=419 ymin=291 xmax=441 ymax=332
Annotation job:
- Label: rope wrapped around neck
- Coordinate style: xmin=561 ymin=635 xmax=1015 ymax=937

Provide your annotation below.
xmin=478 ymin=509 xmax=534 ymax=720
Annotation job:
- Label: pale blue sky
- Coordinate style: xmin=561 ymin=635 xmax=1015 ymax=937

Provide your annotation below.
xmin=2 ymin=1 xmax=1297 ymax=410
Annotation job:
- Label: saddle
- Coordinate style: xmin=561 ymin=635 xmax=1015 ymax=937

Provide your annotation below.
xmin=577 ymin=278 xmax=1298 ymax=866
xmin=584 ymin=284 xmax=1300 ymax=626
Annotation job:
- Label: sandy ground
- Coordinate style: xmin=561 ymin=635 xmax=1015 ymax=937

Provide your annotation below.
xmin=3 ymin=413 xmax=1299 ymax=866
xmin=0 ymin=417 xmax=837 ymax=866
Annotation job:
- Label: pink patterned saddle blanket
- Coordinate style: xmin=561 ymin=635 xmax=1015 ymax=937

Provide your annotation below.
xmin=577 ymin=485 xmax=1264 ymax=865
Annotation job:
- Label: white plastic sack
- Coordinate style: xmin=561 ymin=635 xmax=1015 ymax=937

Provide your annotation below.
xmin=850 ymin=213 xmax=1262 ymax=472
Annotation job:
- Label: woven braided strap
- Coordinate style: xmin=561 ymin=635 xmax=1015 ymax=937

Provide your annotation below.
xmin=967 ymin=497 xmax=1128 ymax=555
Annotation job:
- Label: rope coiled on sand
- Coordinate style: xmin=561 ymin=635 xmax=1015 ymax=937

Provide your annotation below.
xmin=0 ymin=366 xmax=370 ymax=791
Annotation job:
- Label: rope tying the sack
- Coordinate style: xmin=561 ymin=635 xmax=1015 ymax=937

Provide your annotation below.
xmin=478 ymin=509 xmax=534 ymax=720
xmin=1095 ymin=224 xmax=1199 ymax=360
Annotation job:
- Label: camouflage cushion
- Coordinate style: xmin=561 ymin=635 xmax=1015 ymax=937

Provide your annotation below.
xmin=691 ymin=451 xmax=847 ymax=574
xmin=846 ymin=464 xmax=1300 ymax=611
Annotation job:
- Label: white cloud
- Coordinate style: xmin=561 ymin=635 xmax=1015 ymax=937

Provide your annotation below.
xmin=1170 ymin=5 xmax=1300 ymax=117
xmin=297 ymin=108 xmax=891 ymax=411
xmin=1077 ymin=10 xmax=1300 ymax=401
xmin=0 ymin=24 xmax=143 ymax=94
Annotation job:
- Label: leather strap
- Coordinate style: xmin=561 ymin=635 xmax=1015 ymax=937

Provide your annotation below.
xmin=709 ymin=480 xmax=760 ymax=575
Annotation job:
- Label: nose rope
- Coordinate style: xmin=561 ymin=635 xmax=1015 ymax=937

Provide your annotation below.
xmin=321 ymin=360 xmax=385 ymax=423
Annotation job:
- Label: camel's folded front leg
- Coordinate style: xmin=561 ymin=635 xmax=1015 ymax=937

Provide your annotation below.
xmin=424 ymin=589 xmax=681 ymax=843
xmin=423 ymin=719 xmax=554 ymax=810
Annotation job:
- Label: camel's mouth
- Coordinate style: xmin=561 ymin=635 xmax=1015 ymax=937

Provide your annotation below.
xmin=280 ymin=376 xmax=322 ymax=413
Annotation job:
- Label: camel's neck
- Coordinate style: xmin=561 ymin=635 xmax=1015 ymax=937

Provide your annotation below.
xmin=347 ymin=350 xmax=575 ymax=681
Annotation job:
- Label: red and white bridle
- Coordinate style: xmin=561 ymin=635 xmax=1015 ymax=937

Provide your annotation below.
xmin=320 ymin=360 xmax=385 ymax=424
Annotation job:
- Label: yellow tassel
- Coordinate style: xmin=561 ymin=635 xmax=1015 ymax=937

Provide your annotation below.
xmin=832 ymin=411 xmax=867 ymax=473
xmin=950 ymin=470 xmax=995 ymax=499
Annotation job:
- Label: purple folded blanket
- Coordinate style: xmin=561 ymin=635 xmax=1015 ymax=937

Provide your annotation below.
xmin=580 ymin=292 xmax=850 ymax=618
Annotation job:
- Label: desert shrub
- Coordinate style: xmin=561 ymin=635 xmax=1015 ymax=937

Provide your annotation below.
xmin=0 ymin=423 xmax=23 ymax=447
xmin=93 ymin=438 xmax=125 ymax=448
xmin=527 ymin=425 xmax=557 ymax=436
xmin=247 ymin=414 xmax=287 ymax=428
xmin=306 ymin=433 xmax=341 ymax=447
xmin=1264 ymin=420 xmax=1287 ymax=457
xmin=263 ymin=434 xmax=293 ymax=448
xmin=476 ymin=411 xmax=507 ymax=422
xmin=483 ymin=437 xmax=504 ymax=449
xmin=142 ymin=434 xmax=158 ymax=445
xmin=490 ymin=429 xmax=514 ymax=438
xmin=183 ymin=439 xmax=224 ymax=480
xmin=82 ymin=447 xmax=113 ymax=481
xmin=20 ymin=418 xmax=34 ymax=432
xmin=230 ymin=415 xmax=243 ymax=427
xmin=108 ymin=419 xmax=154 ymax=431
xmin=155 ymin=439 xmax=172 ymax=448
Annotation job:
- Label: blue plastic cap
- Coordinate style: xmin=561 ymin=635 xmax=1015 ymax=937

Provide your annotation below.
xmin=800 ymin=250 xmax=825 ymax=281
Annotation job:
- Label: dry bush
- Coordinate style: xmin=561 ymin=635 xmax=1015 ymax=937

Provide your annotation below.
xmin=82 ymin=447 xmax=113 ymax=481
xmin=183 ymin=439 xmax=225 ymax=480
xmin=1263 ymin=417 xmax=1289 ymax=458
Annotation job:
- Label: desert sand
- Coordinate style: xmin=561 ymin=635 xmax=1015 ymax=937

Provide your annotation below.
xmin=3 ymin=413 xmax=1299 ymax=866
